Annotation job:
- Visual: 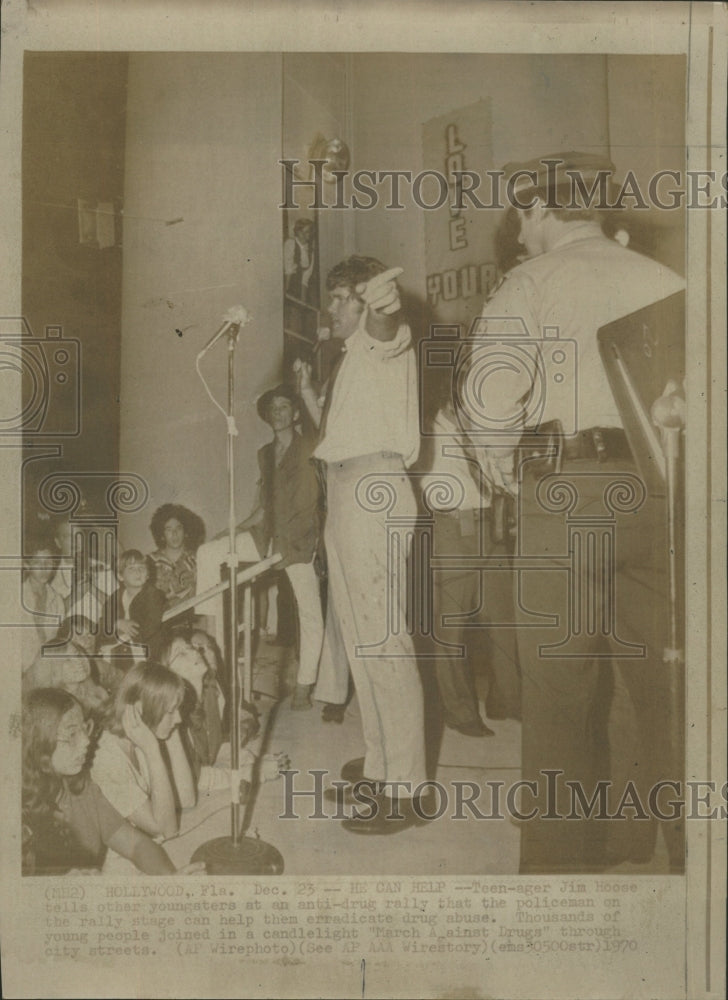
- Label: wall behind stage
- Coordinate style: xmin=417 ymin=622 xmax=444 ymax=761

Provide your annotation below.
xmin=22 ymin=53 xmax=128 ymax=521
xmin=606 ymin=54 xmax=685 ymax=274
xmin=348 ymin=54 xmax=612 ymax=339
xmin=117 ymin=53 xmax=685 ymax=551
xmin=119 ymin=53 xmax=283 ymax=551
xmin=348 ymin=53 xmax=685 ymax=336
xmin=283 ymin=52 xmax=352 ymax=285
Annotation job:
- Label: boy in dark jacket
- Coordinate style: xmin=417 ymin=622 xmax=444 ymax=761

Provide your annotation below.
xmin=101 ymin=550 xmax=165 ymax=663
xmin=239 ymin=385 xmax=323 ymax=709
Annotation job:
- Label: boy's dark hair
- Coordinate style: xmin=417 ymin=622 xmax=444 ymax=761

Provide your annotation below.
xmin=118 ymin=549 xmax=147 ymax=574
xmin=325 ymin=255 xmax=387 ymax=294
xmin=255 ymin=383 xmax=301 ymax=423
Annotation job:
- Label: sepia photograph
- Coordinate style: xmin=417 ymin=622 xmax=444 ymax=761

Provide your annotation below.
xmin=0 ymin=2 xmax=725 ymax=998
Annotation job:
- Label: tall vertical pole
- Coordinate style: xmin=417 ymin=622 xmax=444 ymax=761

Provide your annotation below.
xmin=190 ymin=312 xmax=284 ymax=874
xmin=226 ymin=334 xmax=241 ymax=847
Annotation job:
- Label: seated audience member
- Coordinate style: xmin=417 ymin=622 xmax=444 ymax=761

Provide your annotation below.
xmin=23 ymin=614 xmax=110 ymax=716
xmin=53 ymin=614 xmax=120 ymax=694
xmin=48 ymin=516 xmax=78 ymax=608
xmin=55 ymin=614 xmax=98 ymax=660
xmin=21 ymin=688 xmax=202 ymax=875
xmin=148 ymin=504 xmax=205 ymax=611
xmin=91 ymin=663 xmax=195 ymax=840
xmin=101 ymin=550 xmax=165 ymax=661
xmin=22 ymin=655 xmax=107 ymax=714
xmin=49 ymin=515 xmax=116 ymax=622
xmin=186 ymin=628 xmax=266 ymax=768
xmin=189 ymin=627 xmax=232 ymax=738
xmin=160 ymin=632 xmax=279 ymax=797
xmin=238 ymin=383 xmax=324 ymax=710
xmin=21 ymin=537 xmax=65 ymax=672
xmin=159 ymin=632 xmax=225 ymax=771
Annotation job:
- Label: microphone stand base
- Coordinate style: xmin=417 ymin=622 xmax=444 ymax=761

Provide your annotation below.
xmin=192 ymin=835 xmax=284 ymax=876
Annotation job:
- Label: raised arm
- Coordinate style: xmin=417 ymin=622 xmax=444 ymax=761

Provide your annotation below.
xmin=122 ymin=704 xmax=179 ymax=839
xmin=294 ymin=359 xmax=323 ymax=429
xmin=360 ymin=266 xmax=404 ymax=342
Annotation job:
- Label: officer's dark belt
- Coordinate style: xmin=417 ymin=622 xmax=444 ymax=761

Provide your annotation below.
xmin=437 ymin=506 xmax=488 ymax=523
xmin=520 ymin=420 xmax=632 ymax=469
xmin=560 ymin=427 xmax=632 ymax=463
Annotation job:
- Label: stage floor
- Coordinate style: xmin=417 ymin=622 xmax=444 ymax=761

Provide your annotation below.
xmin=155 ymin=638 xmax=674 ymax=877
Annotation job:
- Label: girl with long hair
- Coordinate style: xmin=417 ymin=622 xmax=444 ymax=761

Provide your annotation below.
xmin=22 ymin=687 xmax=201 ymax=875
xmin=91 ymin=662 xmax=196 ymax=840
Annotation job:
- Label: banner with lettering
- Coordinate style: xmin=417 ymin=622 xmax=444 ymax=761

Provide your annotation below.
xmin=422 ymin=99 xmax=498 ymax=333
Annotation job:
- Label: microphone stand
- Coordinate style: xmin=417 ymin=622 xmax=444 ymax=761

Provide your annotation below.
xmin=191 ymin=317 xmax=284 ymax=875
xmin=651 ymin=388 xmax=686 ymax=872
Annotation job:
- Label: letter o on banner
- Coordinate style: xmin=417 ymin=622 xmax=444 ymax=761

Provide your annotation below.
xmin=413 ymin=170 xmax=449 ymax=209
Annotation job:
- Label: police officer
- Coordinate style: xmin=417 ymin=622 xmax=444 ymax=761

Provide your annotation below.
xmin=465 ymin=152 xmax=685 ymax=873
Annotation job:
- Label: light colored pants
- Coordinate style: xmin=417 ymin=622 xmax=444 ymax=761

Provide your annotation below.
xmin=323 ymin=455 xmax=426 ymax=792
xmin=284 ymin=559 xmax=324 ymax=687
xmin=313 ymin=588 xmax=350 ymax=705
xmin=194 ymin=531 xmax=262 ymax=649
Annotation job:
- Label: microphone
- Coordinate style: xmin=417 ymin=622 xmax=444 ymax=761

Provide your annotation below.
xmin=312 ymin=326 xmax=331 ymax=355
xmin=197 ymin=305 xmax=251 ymax=358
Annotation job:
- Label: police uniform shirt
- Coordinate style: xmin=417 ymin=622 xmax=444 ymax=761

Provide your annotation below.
xmin=469 ymin=221 xmax=685 ymax=437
